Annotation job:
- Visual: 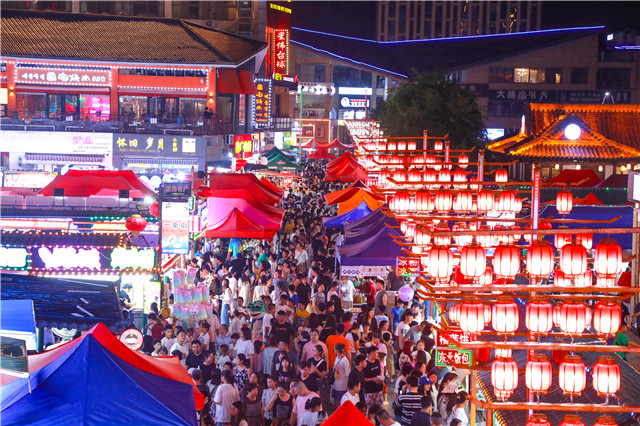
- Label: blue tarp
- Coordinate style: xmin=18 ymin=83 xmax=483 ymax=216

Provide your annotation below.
xmin=323 ymin=201 xmax=373 ymax=229
xmin=539 ymin=205 xmax=633 ymax=250
xmin=1 ymin=335 xmax=197 ymax=426
xmin=337 ymin=226 xmax=407 ymax=266
xmin=0 ymin=300 xmax=36 ymax=336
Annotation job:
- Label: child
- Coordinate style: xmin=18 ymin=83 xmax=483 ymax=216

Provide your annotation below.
xmin=161 ymin=325 xmax=175 ymax=350
xmin=218 ymin=344 xmax=231 ymax=369
xmin=299 ymin=397 xmax=324 ymax=426
xmin=382 ymin=332 xmax=395 ymax=379
xmin=229 ymin=333 xmax=239 ymax=358
xmin=230 ymin=310 xmax=243 ymax=335
xmin=151 ymin=339 xmax=162 ymax=356
xmin=159 ymin=346 xmax=169 ymax=356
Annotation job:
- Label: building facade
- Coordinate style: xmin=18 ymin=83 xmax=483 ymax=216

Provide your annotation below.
xmin=377 ymin=1 xmax=542 ymax=41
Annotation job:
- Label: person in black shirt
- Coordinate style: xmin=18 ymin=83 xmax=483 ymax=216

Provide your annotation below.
xmin=199 ymin=350 xmax=216 ymax=382
xmin=191 ymin=368 xmax=210 ymax=404
xmin=270 ymin=310 xmax=294 ymax=347
xmin=348 ymin=354 xmax=367 ymax=402
xmin=363 ymin=346 xmax=384 ymax=407
xmin=296 ymin=278 xmax=311 ymax=306
xmin=185 ymin=340 xmax=205 ymax=369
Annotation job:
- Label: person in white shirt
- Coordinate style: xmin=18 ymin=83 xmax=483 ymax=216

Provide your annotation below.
xmin=234 ymin=327 xmax=255 ymax=358
xmin=262 ymin=303 xmax=276 ymax=339
xmin=332 ymin=343 xmax=350 ymax=403
xmin=169 ymin=329 xmax=189 ymax=358
xmin=340 ymin=379 xmax=361 ymax=406
xmin=290 ymin=380 xmax=319 ymax=426
xmin=213 ymin=370 xmax=240 ymax=424
xmin=161 ymin=325 xmax=176 ymax=351
xmin=197 ymin=322 xmax=211 ymax=348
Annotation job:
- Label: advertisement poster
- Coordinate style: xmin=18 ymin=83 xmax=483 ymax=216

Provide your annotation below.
xmin=161 ymin=202 xmax=189 ymax=255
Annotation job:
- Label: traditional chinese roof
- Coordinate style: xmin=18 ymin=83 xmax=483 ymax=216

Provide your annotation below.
xmin=492 ymin=114 xmax=640 ymax=161
xmin=291 ymin=26 xmax=603 ymax=79
xmin=1 ymin=9 xmax=267 ymax=65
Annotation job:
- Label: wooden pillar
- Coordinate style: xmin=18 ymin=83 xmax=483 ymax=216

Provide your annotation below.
xmin=6 ymin=61 xmax=16 ymax=115
xmin=207 ymin=68 xmax=216 ymax=114
xmin=110 ymin=66 xmax=119 ymax=120
xmin=470 ymin=374 xmax=477 ymax=426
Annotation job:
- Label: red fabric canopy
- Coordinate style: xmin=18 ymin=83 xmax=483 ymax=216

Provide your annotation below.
xmin=323 ymin=401 xmax=371 ymax=426
xmin=301 ymin=139 xmax=328 ymax=149
xmin=324 ymin=138 xmax=354 ymax=150
xmin=206 ymin=197 xmax=282 ymax=232
xmin=0 ymin=323 xmax=204 ymax=409
xmin=259 ymin=177 xmax=284 ymax=194
xmin=545 ymin=169 xmax=602 ymax=187
xmin=306 ymin=148 xmax=336 ymax=159
xmin=205 ymin=208 xmax=275 ymax=239
xmin=325 ymin=163 xmax=369 ymax=182
xmin=38 ymin=170 xmax=155 ymax=198
xmin=326 ymin=151 xmax=359 ymax=169
xmin=202 ymin=189 xmax=284 ymax=217
xmin=575 ymin=192 xmax=604 ymax=205
xmin=198 ymin=173 xmax=282 ymax=205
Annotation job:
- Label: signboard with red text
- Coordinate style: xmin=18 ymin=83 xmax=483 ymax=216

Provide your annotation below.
xmin=273 ymin=29 xmax=289 ymax=76
xmin=15 ymin=65 xmax=110 ymax=87
xmin=436 ymin=349 xmax=473 ymax=367
xmin=234 ymin=134 xmax=253 ymax=159
xmin=253 ymin=79 xmax=272 ymax=128
xmin=396 ymin=257 xmax=420 ymax=276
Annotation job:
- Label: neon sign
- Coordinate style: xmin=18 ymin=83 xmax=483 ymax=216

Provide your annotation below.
xmin=397 ymin=257 xmax=420 ymax=276
xmin=273 ymin=29 xmax=289 ymax=76
xmin=234 ymin=134 xmax=253 ymax=159
xmin=110 ymin=247 xmax=156 ymax=270
xmin=15 ymin=65 xmax=111 ymax=87
xmin=253 ymin=78 xmax=272 ymax=128
xmin=38 ymin=247 xmax=101 ymax=270
xmin=0 ymin=247 xmax=29 ymax=269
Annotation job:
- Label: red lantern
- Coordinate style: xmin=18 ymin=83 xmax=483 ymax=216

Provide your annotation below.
xmin=460 ymin=245 xmax=486 ymax=278
xmin=526 ymin=300 xmax=553 ymax=334
xmin=558 ymin=302 xmax=591 ymax=334
xmin=594 ymin=416 xmax=618 ymax=426
xmin=434 ymin=190 xmax=453 ymax=212
xmin=453 ymin=169 xmax=467 ymax=189
xmin=478 ymin=266 xmax=494 ymax=286
xmin=454 ymin=191 xmax=474 ymax=213
xmin=449 ymin=303 xmax=461 ymax=324
xmin=424 ymin=169 xmax=437 ymax=185
xmin=554 ymin=230 xmax=572 ymax=250
xmin=391 ymin=190 xmax=411 ymax=211
xmin=556 ymin=191 xmax=573 ymax=214
xmin=125 ymin=214 xmax=148 ymax=237
xmin=497 ymin=191 xmax=520 ymax=213
xmin=476 ymin=225 xmax=494 ymax=248
xmin=594 ymin=239 xmax=623 ymax=277
xmin=576 ymin=232 xmax=593 ymax=250
xmin=415 ymin=227 xmax=432 ymax=246
xmin=495 ymin=169 xmax=509 ymax=183
xmin=378 ymin=170 xmax=391 ymax=187
xmin=593 ymin=302 xmax=622 ymax=335
xmin=407 ymin=169 xmax=422 ymax=183
xmin=459 ymin=302 xmax=486 ymax=333
xmin=573 ymin=269 xmax=592 ymax=287
xmin=493 ymin=245 xmax=520 ymax=279
xmin=438 ymin=169 xmax=451 ymax=184
xmin=560 ymin=243 xmax=588 ymax=276
xmin=434 ymin=140 xmax=443 ymax=151
xmin=592 ymin=355 xmax=621 ymax=397
xmin=452 ymin=223 xmax=472 ymax=247
xmin=526 ymin=414 xmax=552 ymax=426
xmin=405 ymin=222 xmax=417 ymax=239
xmin=492 ymin=299 xmax=519 ymax=334
xmin=458 ymin=153 xmax=469 ymax=169
xmin=149 ymin=202 xmax=159 ymax=217
xmin=408 ymin=141 xmax=417 ymax=151
xmin=433 ymin=223 xmax=451 ymax=247
xmin=597 ymin=274 xmax=617 ymax=287
xmin=491 ymin=357 xmax=518 ymax=399
xmin=393 ymin=169 xmax=407 ymax=183
xmin=527 ymin=242 xmax=554 ymax=277
xmin=526 ymin=354 xmax=552 ymax=394
xmin=397 ymin=140 xmax=407 ymax=151
xmin=474 ymin=347 xmax=491 ymax=363
xmin=377 ymin=141 xmax=387 ymax=151
xmin=388 ymin=141 xmax=397 ymax=151
xmin=559 ymin=415 xmax=586 ymax=426
xmin=427 ymin=247 xmax=453 ymax=281
xmin=554 ymin=269 xmax=570 ymax=287
xmin=559 ymin=355 xmax=587 ymax=396
xmin=477 ymin=190 xmax=495 ymax=212
xmin=425 ymin=155 xmax=436 ymax=166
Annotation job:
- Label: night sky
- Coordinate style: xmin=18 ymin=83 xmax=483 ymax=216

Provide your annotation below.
xmin=293 ymin=1 xmax=640 ymax=39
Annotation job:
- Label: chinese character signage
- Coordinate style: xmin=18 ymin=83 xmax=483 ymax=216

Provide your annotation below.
xmin=397 ymin=257 xmax=420 ymax=276
xmin=253 ymin=78 xmax=272 ymax=128
xmin=28 ymin=245 xmax=155 ymax=272
xmin=340 ymin=265 xmax=389 ymax=277
xmin=435 ymin=349 xmax=473 ymax=367
xmin=437 ymin=330 xmax=478 ymax=347
xmin=161 ymin=202 xmax=190 ymax=255
xmin=162 ymin=182 xmax=192 ymax=200
xmin=273 ymin=29 xmax=289 ymax=76
xmin=15 ymin=65 xmax=110 ymax=87
xmin=112 ymin=134 xmax=204 ymax=158
xmin=234 ymin=134 xmax=253 ymax=159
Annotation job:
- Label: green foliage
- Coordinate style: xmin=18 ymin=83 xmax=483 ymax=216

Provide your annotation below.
xmin=372 ymin=71 xmax=486 ymax=149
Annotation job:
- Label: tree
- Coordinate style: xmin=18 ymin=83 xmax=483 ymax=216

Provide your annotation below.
xmin=372 ymin=71 xmax=486 ymax=150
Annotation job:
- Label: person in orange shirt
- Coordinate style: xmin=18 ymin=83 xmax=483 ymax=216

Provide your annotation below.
xmin=325 ymin=323 xmax=352 ymax=368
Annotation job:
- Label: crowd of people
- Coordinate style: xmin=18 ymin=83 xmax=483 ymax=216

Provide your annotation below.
xmin=134 ymin=160 xmax=470 ymax=426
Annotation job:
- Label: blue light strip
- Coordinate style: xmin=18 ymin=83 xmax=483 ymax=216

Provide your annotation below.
xmin=290 ymin=40 xmax=409 ymax=79
xmin=614 ymin=45 xmax=640 ymax=50
xmin=292 ymin=27 xmax=376 ymax=43
xmin=379 ymin=25 xmax=605 ymax=44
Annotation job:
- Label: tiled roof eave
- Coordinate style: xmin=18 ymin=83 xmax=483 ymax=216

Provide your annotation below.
xmin=2 ymin=53 xmax=239 ymax=67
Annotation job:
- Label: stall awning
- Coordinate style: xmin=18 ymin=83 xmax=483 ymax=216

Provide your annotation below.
xmin=216 ymin=69 xmax=243 ymax=94
xmin=238 ymin=70 xmax=258 ymax=95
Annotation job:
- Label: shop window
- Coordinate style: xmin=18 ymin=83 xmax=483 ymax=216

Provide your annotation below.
xmin=180 ymin=98 xmax=205 ymax=124
xmin=216 ymin=96 xmax=233 ymax=123
xmin=48 ymin=94 xmax=79 ymax=120
xmin=314 ymin=65 xmax=326 ymax=83
xmin=489 ymin=67 xmax=514 ymax=83
xmin=15 ymin=93 xmax=47 ymax=120
xmin=79 ymin=95 xmax=110 ymax=121
xmin=119 ymin=96 xmax=147 ymax=122
xmin=149 ymin=97 xmax=178 ymax=122
xmin=488 ymin=101 xmax=524 ymax=117
xmin=545 ymin=68 xmax=562 ymax=84
xmin=597 ymin=68 xmax=631 ymax=90
xmin=333 ymin=66 xmax=373 ymax=88
xmin=513 ymin=68 xmax=545 ymax=83
xmin=570 ymin=68 xmax=588 ymax=84
xmin=376 ymin=75 xmax=386 ymax=89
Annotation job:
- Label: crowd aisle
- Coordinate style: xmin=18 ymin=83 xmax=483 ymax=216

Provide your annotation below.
xmin=130 ymin=160 xmax=470 ymax=426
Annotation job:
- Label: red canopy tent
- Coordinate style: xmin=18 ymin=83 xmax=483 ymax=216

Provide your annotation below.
xmin=201 ymin=189 xmax=284 ymax=217
xmin=575 ymin=192 xmax=604 ymax=205
xmin=259 ymin=177 xmax=284 ymax=195
xmin=206 ymin=197 xmax=282 ymax=233
xmin=38 ymin=170 xmax=155 ymax=198
xmin=198 ymin=173 xmax=282 ymax=205
xmin=545 ymin=169 xmax=602 ymax=187
xmin=300 ymin=139 xmax=328 ymax=150
xmin=325 ymin=152 xmax=369 ymax=182
xmin=306 ymin=148 xmax=336 ymax=159
xmin=205 ymin=208 xmax=275 ymax=239
xmin=326 ymin=151 xmax=359 ymax=169
xmin=324 ymin=138 xmax=354 ymax=150
xmin=323 ymin=401 xmax=371 ymax=426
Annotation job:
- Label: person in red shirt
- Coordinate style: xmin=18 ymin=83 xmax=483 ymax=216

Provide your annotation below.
xmin=147 ymin=313 xmax=165 ymax=340
xmin=325 ymin=323 xmax=352 ymax=368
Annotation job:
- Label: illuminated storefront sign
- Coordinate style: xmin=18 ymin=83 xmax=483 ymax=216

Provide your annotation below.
xmin=234 ymin=134 xmax=253 ymax=159
xmin=339 ymin=110 xmax=367 ymax=120
xmin=38 ymin=247 xmax=101 ymax=270
xmin=396 ymin=257 xmax=420 ymax=276
xmin=110 ymin=247 xmax=156 ymax=270
xmin=273 ymin=29 xmax=289 ymax=76
xmin=162 ymin=202 xmax=190 ymax=255
xmin=435 ymin=329 xmax=477 ymax=367
xmin=15 ymin=65 xmax=111 ymax=87
xmin=0 ymin=247 xmax=29 ymax=269
xmin=113 ymin=134 xmax=201 ymax=157
xmin=253 ymin=78 xmax=272 ymax=128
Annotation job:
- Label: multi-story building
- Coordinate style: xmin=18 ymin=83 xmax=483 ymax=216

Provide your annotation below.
xmin=377 ymin=1 xmax=542 ymax=41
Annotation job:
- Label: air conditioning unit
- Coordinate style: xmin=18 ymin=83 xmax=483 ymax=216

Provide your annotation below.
xmin=224 ymin=134 xmax=234 ymax=145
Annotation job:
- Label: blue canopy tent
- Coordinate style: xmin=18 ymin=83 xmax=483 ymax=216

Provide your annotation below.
xmin=343 ymin=208 xmax=401 ymax=244
xmin=538 ymin=205 xmax=633 ymax=250
xmin=1 ymin=334 xmax=197 ymax=426
xmin=323 ymin=201 xmax=373 ymax=229
xmin=343 ymin=205 xmax=391 ymax=233
xmin=337 ymin=226 xmax=407 ymax=266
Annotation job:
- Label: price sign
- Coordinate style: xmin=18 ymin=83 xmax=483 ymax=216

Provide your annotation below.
xmin=438 ymin=330 xmax=478 ymax=347
xmin=435 ymin=349 xmax=473 ymax=367
xmin=397 ymin=257 xmax=420 ymax=276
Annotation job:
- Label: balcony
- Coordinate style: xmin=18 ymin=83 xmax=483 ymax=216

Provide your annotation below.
xmin=0 ymin=117 xmax=235 ymax=136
